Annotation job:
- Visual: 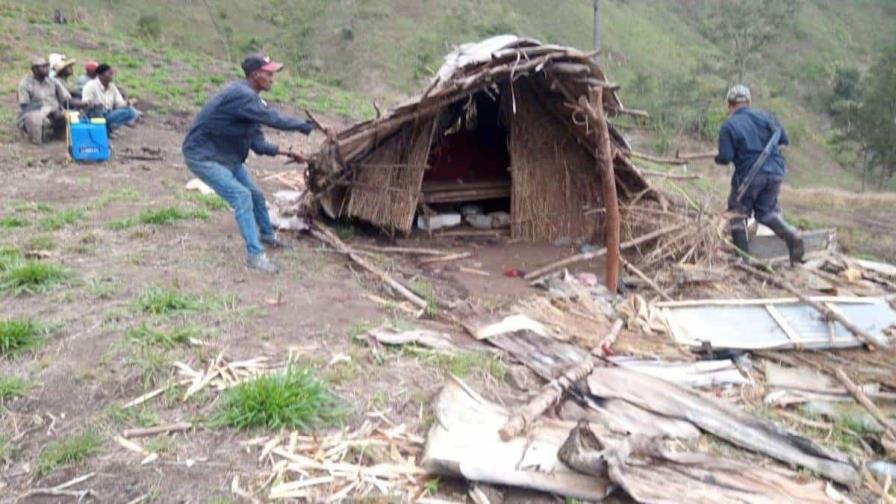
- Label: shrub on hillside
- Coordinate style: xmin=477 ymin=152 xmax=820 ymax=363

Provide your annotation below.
xmin=136 ymin=14 xmax=161 ymax=41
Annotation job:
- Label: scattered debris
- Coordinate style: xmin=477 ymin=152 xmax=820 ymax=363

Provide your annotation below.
xmin=608 ymin=356 xmax=750 ymax=388
xmin=122 ymin=422 xmax=192 ymax=438
xmin=185 ymin=178 xmax=214 ymax=195
xmin=366 ymin=327 xmax=459 ymax=352
xmin=587 ymin=367 xmax=859 ymax=485
xmin=422 ymin=376 xmax=609 ymax=501
xmin=245 ymin=420 xmax=426 ymax=501
xmin=499 ymin=358 xmax=594 ymax=440
xmin=18 ymin=472 xmax=96 ymax=500
xmin=558 ymin=421 xmax=837 ymax=504
xmin=659 ymin=295 xmax=896 ymax=350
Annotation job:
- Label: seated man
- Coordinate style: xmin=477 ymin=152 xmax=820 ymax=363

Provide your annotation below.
xmin=82 ymin=63 xmax=139 ymax=133
xmin=17 ymin=57 xmax=71 ymax=144
xmin=52 ymin=58 xmax=83 ymax=102
xmin=76 ymin=60 xmax=98 ymax=94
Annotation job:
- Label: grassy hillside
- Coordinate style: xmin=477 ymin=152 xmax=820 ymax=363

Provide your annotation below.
xmin=5 ymin=0 xmax=895 ymax=190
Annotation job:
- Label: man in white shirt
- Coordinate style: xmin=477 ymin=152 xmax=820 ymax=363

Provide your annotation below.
xmin=82 ymin=63 xmax=139 ymax=132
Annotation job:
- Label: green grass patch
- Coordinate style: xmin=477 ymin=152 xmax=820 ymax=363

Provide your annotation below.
xmin=0 ymin=375 xmax=30 ymax=401
xmin=126 ymin=346 xmax=172 ymax=388
xmin=211 ymin=366 xmax=344 ymax=431
xmin=26 ymin=234 xmax=55 ymax=251
xmin=0 ymin=319 xmax=45 ymax=357
xmin=134 ymin=286 xmax=203 ymax=316
xmin=38 ymin=208 xmax=85 ymax=231
xmin=184 ymin=192 xmax=230 ymax=212
xmin=0 ymin=216 xmax=29 ymax=229
xmin=404 ymin=346 xmax=507 ymax=381
xmin=0 ymin=247 xmax=21 ymax=271
xmin=85 ymin=188 xmax=140 ymax=210
xmin=126 ymin=322 xmax=201 ymax=349
xmin=36 ymin=430 xmax=103 ymax=478
xmin=0 ymin=260 xmax=72 ymax=296
xmin=108 ymin=206 xmax=209 ymax=230
xmin=13 ymin=201 xmax=53 ymax=214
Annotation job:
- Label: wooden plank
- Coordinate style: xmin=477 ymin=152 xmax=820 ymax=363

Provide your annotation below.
xmin=764 ymin=304 xmax=802 ymax=346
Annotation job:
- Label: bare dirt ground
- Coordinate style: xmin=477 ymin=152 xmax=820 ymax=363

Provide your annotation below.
xmin=0 ymin=108 xmax=543 ymax=502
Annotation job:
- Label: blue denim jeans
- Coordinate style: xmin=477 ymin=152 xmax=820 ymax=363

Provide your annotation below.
xmin=100 ymin=107 xmax=138 ymax=131
xmin=184 ymin=158 xmax=275 ymax=257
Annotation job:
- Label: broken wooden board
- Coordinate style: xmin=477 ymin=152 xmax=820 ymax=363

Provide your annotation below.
xmin=764 ymin=362 xmax=896 ymax=404
xmin=587 ymin=367 xmax=860 ymax=486
xmin=559 ymin=422 xmax=837 ymax=504
xmin=608 ymin=356 xmax=749 ymax=388
xmin=422 ymin=376 xmax=609 ymax=501
xmin=852 ymin=257 xmax=896 ymax=278
xmin=658 ymin=296 xmax=896 ymax=350
xmin=486 ymin=330 xmax=589 ymax=380
xmin=750 ymin=227 xmax=835 ymax=263
xmin=560 ymin=399 xmax=701 ymax=441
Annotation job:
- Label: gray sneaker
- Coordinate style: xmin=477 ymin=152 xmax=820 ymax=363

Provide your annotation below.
xmin=247 ymin=253 xmax=280 ymax=274
xmin=261 ymin=233 xmax=291 ymax=249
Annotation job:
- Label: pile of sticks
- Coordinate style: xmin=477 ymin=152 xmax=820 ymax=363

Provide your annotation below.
xmin=243 ymin=420 xmax=426 ymax=500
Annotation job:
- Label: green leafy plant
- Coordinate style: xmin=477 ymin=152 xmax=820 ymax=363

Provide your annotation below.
xmin=0 ymin=260 xmax=72 ymax=296
xmin=0 ymin=375 xmax=30 ymax=400
xmin=127 ymin=322 xmax=200 ymax=349
xmin=0 ymin=319 xmax=45 ymax=356
xmin=0 ymin=216 xmax=29 ymax=229
xmin=211 ymin=367 xmax=344 ymax=431
xmin=134 ymin=286 xmax=202 ymax=315
xmin=38 ymin=208 xmax=85 ymax=231
xmin=36 ymin=431 xmax=103 ymax=477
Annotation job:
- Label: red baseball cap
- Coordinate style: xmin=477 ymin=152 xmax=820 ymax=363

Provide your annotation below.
xmin=85 ymin=60 xmax=99 ymax=72
xmin=241 ymin=53 xmax=284 ymax=76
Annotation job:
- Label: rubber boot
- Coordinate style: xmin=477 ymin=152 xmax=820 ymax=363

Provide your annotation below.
xmin=729 ymin=218 xmax=750 ymax=260
xmin=762 ymin=215 xmax=805 ymax=266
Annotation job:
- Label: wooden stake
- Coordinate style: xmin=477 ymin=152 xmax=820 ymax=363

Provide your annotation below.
xmin=620 ymin=257 xmax=673 ymax=301
xmin=591 ymin=318 xmax=624 ymax=356
xmin=833 ymin=367 xmax=896 ymax=435
xmin=735 ymin=262 xmax=888 ymax=349
xmin=123 ymin=422 xmax=192 ymax=439
xmin=498 ymin=358 xmax=595 ymax=441
xmin=524 ymin=222 xmax=685 ymax=281
xmin=311 ymin=222 xmax=430 ymax=310
xmin=419 ymin=252 xmax=473 ymax=264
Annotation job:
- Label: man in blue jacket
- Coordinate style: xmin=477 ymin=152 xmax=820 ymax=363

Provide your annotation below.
xmin=183 ymin=53 xmax=318 ymax=274
xmin=715 ymin=85 xmax=804 ymax=265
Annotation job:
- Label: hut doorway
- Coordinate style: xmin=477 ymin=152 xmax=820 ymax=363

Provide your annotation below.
xmin=420 ymin=90 xmax=512 ymax=226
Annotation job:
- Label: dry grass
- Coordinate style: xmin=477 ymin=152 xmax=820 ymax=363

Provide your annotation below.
xmin=781 ymin=187 xmax=896 ymax=209
xmin=508 ymin=78 xmax=603 ymax=243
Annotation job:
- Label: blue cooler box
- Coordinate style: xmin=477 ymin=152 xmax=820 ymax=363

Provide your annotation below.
xmin=68 ymin=114 xmax=110 ymax=162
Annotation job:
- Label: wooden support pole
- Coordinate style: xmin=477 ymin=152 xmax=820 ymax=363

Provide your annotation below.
xmin=498 ymin=358 xmax=595 ymax=441
xmin=735 ymin=262 xmax=888 ymax=349
xmin=524 ymin=222 xmax=685 ymax=281
xmin=586 ymin=87 xmax=620 ymax=292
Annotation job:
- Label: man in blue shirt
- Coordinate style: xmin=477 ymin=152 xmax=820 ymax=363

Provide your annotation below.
xmin=183 ymin=53 xmax=318 ymax=274
xmin=715 ymin=85 xmax=804 ymax=265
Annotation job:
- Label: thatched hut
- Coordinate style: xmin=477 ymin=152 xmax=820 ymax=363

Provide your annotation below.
xmin=308 ymin=36 xmax=656 ymax=249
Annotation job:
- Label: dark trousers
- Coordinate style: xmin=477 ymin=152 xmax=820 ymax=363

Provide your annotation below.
xmin=727 ymin=172 xmax=782 ymax=224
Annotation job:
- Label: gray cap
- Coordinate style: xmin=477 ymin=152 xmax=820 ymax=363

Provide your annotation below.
xmin=30 ymin=56 xmax=48 ymax=67
xmin=726 ymin=84 xmax=751 ymax=103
